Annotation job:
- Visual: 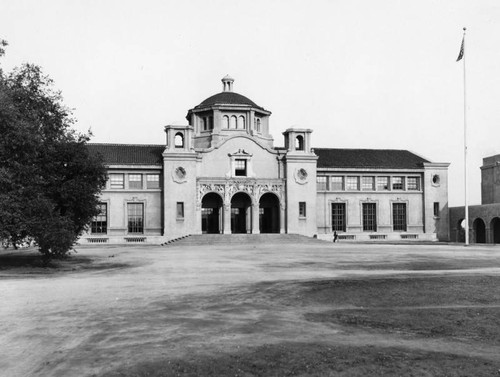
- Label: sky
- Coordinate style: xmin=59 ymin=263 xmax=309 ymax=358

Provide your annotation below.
xmin=2 ymin=0 xmax=500 ymax=206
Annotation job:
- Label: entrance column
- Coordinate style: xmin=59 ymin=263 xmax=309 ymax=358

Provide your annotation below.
xmin=251 ymin=203 xmax=260 ymax=234
xmin=279 ymin=203 xmax=285 ymax=234
xmin=223 ymin=203 xmax=231 ymax=234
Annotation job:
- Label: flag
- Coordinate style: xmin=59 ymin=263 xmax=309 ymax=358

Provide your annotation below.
xmin=456 ymin=36 xmax=465 ymax=62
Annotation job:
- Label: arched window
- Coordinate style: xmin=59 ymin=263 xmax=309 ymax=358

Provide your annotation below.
xmin=230 ymin=115 xmax=237 ymax=129
xmin=174 ymin=132 xmax=184 ymax=148
xmin=238 ymin=116 xmax=245 ymax=130
xmin=202 ymin=117 xmax=208 ymax=131
xmin=222 ymin=115 xmax=229 ymax=129
xmin=296 ymin=135 xmax=304 ymax=151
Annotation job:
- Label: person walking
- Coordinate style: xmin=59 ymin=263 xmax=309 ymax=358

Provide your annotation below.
xmin=333 ymin=231 xmax=338 ymax=243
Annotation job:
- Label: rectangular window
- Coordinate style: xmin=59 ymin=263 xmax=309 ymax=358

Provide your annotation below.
xmin=91 ymin=203 xmax=107 ymax=234
xmin=407 ymin=177 xmax=420 ymax=191
xmin=346 ymin=176 xmax=359 ymax=191
xmin=393 ymin=203 xmax=407 ymax=231
xmin=331 ymin=203 xmax=346 ymax=232
xmin=299 ymin=202 xmax=306 ymax=217
xmin=362 ymin=203 xmax=377 ymax=231
xmin=235 ymin=159 xmax=247 ymax=176
xmin=392 ymin=176 xmax=404 ymax=190
xmin=176 ymin=202 xmax=184 ymax=219
xmin=376 ymin=176 xmax=389 ymax=191
xmin=434 ymin=202 xmax=440 ymax=217
xmin=128 ymin=174 xmax=142 ymax=189
xmin=127 ymin=203 xmax=144 ymax=234
xmin=361 ymin=176 xmax=375 ymax=191
xmin=317 ymin=176 xmax=328 ymax=191
xmin=146 ymin=174 xmax=160 ymax=189
xmin=109 ymin=174 xmax=124 ymax=189
xmin=330 ymin=176 xmax=344 ymax=191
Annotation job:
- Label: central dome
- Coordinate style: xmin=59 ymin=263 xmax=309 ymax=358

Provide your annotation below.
xmin=195 ymin=91 xmax=264 ymax=110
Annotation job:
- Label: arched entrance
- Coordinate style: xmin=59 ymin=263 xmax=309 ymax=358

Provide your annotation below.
xmin=231 ymin=192 xmax=252 ymax=234
xmin=259 ymin=193 xmax=280 ymax=233
xmin=201 ymin=193 xmax=223 ymax=234
xmin=457 ymin=219 xmax=466 ymax=243
xmin=491 ymin=217 xmax=500 ymax=244
xmin=473 ymin=218 xmax=486 ymax=244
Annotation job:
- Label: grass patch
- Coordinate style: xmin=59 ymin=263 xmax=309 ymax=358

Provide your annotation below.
xmin=101 ymin=342 xmax=499 ymax=377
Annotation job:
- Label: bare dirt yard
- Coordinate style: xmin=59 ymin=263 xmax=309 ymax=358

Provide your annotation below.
xmin=1 ymin=235 xmax=500 ymax=377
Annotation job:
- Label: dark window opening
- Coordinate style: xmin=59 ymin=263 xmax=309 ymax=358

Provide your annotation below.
xmin=393 ymin=203 xmax=407 ymax=231
xmin=362 ymin=203 xmax=377 ymax=231
xmin=235 ymin=159 xmax=247 ymax=176
xmin=332 ymin=203 xmax=346 ymax=232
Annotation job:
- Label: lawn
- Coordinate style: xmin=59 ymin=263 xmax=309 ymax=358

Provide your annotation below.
xmin=1 ymin=239 xmax=500 ymax=376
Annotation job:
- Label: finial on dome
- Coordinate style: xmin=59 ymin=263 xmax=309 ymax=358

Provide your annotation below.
xmin=222 ymin=75 xmax=234 ymax=92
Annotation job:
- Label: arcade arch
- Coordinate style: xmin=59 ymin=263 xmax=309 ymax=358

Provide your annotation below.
xmin=259 ymin=193 xmax=280 ymax=233
xmin=473 ymin=218 xmax=486 ymax=244
xmin=201 ymin=193 xmax=223 ymax=234
xmin=231 ymin=192 xmax=252 ymax=234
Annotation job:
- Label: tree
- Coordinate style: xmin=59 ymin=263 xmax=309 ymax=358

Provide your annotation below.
xmin=0 ymin=42 xmax=106 ymax=260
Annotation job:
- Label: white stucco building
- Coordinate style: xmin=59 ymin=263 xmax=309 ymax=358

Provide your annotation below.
xmin=85 ymin=76 xmax=450 ymax=243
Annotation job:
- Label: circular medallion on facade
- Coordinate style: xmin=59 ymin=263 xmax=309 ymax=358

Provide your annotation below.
xmin=294 ymin=168 xmax=309 ymax=184
xmin=172 ymin=166 xmax=187 ymax=183
xmin=431 ymin=174 xmax=440 ymax=186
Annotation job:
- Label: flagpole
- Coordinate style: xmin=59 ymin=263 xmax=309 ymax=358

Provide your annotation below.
xmin=462 ymin=27 xmax=469 ymax=246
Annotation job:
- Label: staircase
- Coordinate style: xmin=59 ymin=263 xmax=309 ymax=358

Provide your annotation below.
xmin=166 ymin=233 xmax=327 ymax=246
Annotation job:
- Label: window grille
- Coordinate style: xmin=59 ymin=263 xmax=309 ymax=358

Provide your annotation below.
xmin=331 ymin=203 xmax=346 ymax=232
xmin=362 ymin=203 xmax=377 ymax=231
xmin=127 ymin=203 xmax=144 ymax=234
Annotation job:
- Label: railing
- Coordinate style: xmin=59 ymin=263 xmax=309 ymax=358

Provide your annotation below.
xmin=87 ymin=238 xmax=109 ymax=243
xmin=338 ymin=234 xmax=356 ymax=240
xmin=125 ymin=237 xmax=146 ymax=243
xmin=401 ymin=234 xmax=419 ymax=239
xmin=369 ymin=234 xmax=387 ymax=240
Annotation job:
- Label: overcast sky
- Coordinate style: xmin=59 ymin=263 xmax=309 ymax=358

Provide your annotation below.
xmin=2 ymin=0 xmax=499 ymax=206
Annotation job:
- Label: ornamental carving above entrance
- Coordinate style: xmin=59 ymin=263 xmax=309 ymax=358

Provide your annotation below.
xmin=197 ymin=179 xmax=285 ymax=209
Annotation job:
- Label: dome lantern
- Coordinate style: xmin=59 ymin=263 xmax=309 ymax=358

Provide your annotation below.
xmin=221 ymin=74 xmax=234 ymax=92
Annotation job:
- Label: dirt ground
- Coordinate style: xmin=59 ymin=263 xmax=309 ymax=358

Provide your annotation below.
xmin=1 ymin=238 xmax=500 ymax=376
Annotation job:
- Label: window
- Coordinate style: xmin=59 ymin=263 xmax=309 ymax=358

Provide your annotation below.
xmin=91 ymin=203 xmax=107 ymax=234
xmin=317 ymin=176 xmax=328 ymax=191
xmin=209 ymin=116 xmax=214 ymax=130
xmin=222 ymin=115 xmax=229 ymax=129
xmin=238 ymin=116 xmax=245 ymax=130
xmin=331 ymin=203 xmax=346 ymax=232
xmin=256 ymin=118 xmax=261 ymax=132
xmin=174 ymin=133 xmax=184 ymax=148
xmin=393 ymin=203 xmax=407 ymax=231
xmin=362 ymin=203 xmax=377 ymax=231
xmin=330 ymin=176 xmax=344 ymax=191
xmin=346 ymin=176 xmax=359 ymax=191
xmin=392 ymin=176 xmax=404 ymax=190
xmin=177 ymin=202 xmax=184 ymax=219
xmin=296 ymin=135 xmax=304 ymax=151
xmin=362 ymin=176 xmax=375 ymax=191
xmin=230 ymin=115 xmax=237 ymax=129
xmin=377 ymin=176 xmax=390 ymax=191
xmin=127 ymin=203 xmax=144 ymax=234
xmin=235 ymin=159 xmax=247 ymax=176
xmin=434 ymin=202 xmax=440 ymax=217
xmin=146 ymin=174 xmax=160 ymax=189
xmin=407 ymin=177 xmax=420 ymax=191
xmin=109 ymin=174 xmax=124 ymax=189
xmin=129 ymin=174 xmax=142 ymax=189
xmin=299 ymin=202 xmax=306 ymax=217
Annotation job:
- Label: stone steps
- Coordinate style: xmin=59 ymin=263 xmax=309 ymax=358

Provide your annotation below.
xmin=167 ymin=233 xmax=325 ymax=246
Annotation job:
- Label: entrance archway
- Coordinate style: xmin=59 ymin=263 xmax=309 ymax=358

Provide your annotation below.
xmin=231 ymin=192 xmax=252 ymax=234
xmin=457 ymin=219 xmax=465 ymax=243
xmin=259 ymin=193 xmax=280 ymax=233
xmin=473 ymin=218 xmax=486 ymax=244
xmin=491 ymin=217 xmax=500 ymax=244
xmin=201 ymin=193 xmax=223 ymax=234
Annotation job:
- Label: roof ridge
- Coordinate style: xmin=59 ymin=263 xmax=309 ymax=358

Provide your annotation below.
xmin=87 ymin=143 xmax=165 ymax=147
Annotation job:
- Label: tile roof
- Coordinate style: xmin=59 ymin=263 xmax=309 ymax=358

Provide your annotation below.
xmin=87 ymin=143 xmax=164 ymax=165
xmin=314 ymin=148 xmax=429 ymax=170
xmin=87 ymin=144 xmax=429 ymax=170
xmin=195 ymin=92 xmax=265 ymax=110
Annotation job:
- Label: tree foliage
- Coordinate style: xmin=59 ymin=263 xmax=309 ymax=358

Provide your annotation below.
xmin=0 ymin=42 xmax=106 ymax=260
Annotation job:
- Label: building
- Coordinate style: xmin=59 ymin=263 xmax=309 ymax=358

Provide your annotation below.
xmin=84 ymin=76 xmax=450 ymax=244
xmin=449 ymin=154 xmax=500 ymax=244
